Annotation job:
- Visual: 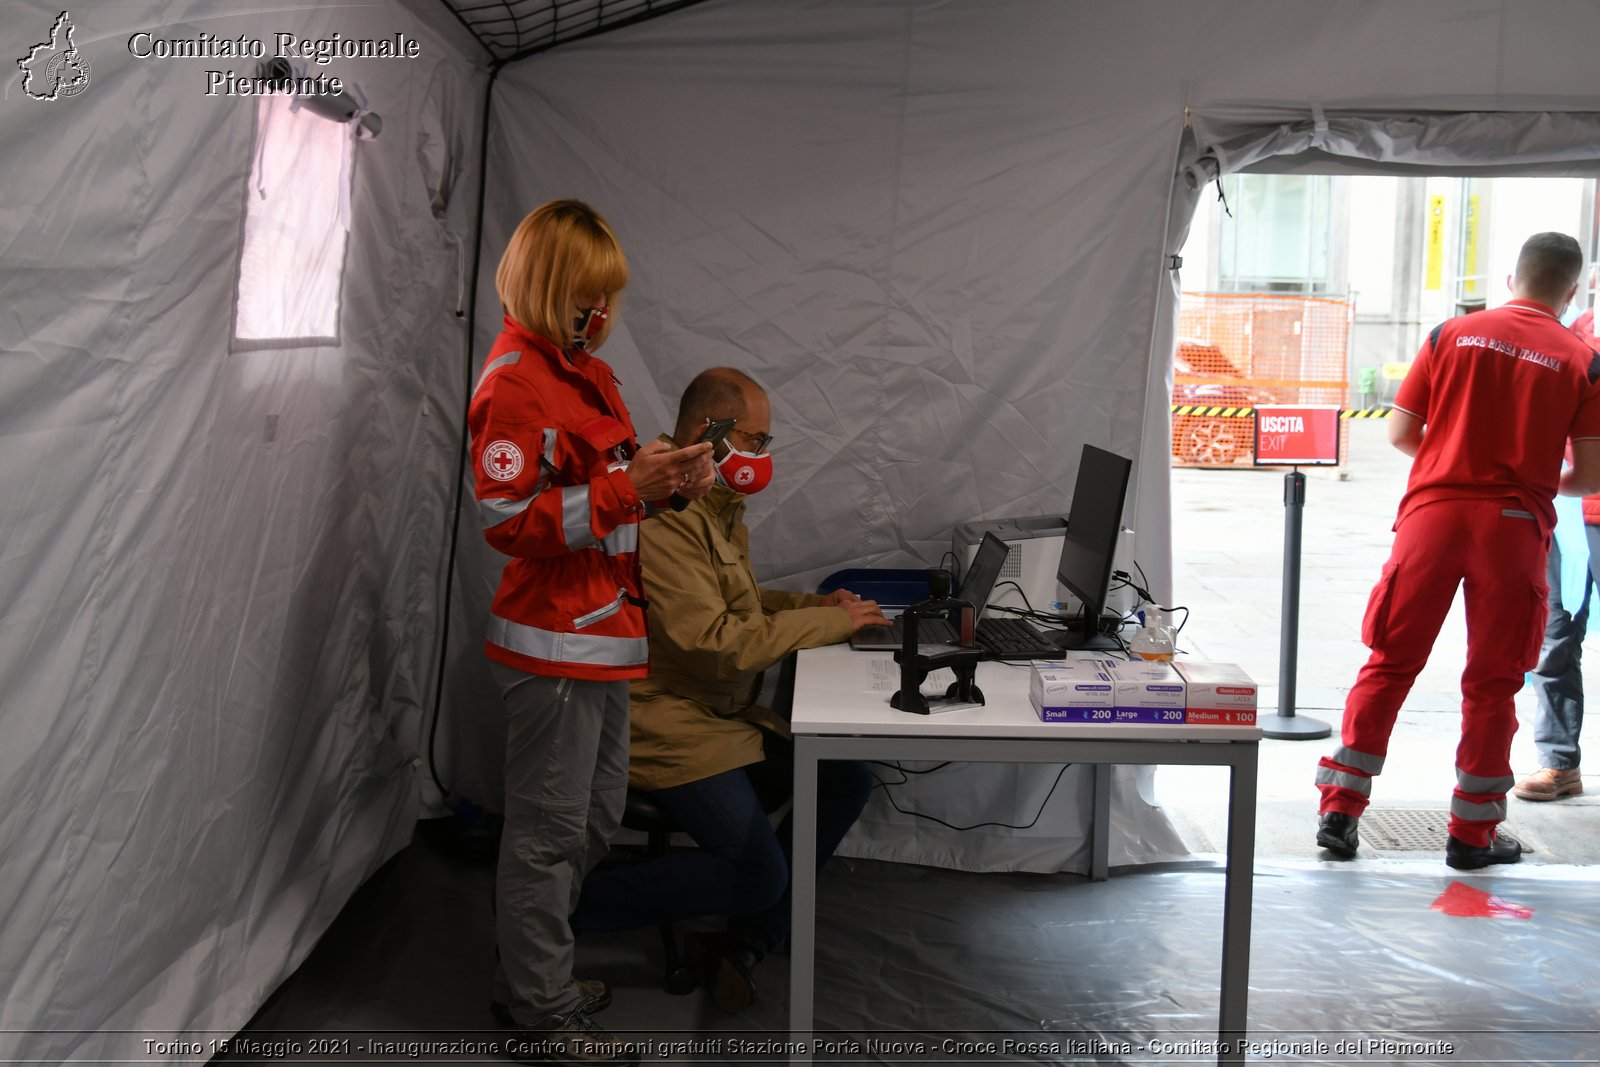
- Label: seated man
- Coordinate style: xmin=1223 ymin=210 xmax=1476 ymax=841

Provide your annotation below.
xmin=571 ymin=367 xmax=888 ymax=1012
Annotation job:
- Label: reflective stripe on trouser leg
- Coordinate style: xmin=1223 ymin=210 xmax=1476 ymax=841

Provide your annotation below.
xmin=489 ymin=666 xmax=628 ymax=1022
xmin=1315 ymin=757 xmax=1374 ymax=816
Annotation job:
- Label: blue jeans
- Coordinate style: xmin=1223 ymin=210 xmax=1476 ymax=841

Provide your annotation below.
xmin=1528 ymin=526 xmax=1600 ymax=770
xmin=572 ymin=733 xmax=874 ymax=955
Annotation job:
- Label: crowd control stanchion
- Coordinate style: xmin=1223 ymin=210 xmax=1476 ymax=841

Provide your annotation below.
xmin=1263 ymin=468 xmax=1330 ymax=740
xmin=1251 ymin=406 xmax=1339 ymax=741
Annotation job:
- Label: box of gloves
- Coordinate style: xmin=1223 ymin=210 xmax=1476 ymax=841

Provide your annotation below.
xmin=1031 ymin=658 xmax=1187 ymax=723
xmin=1172 ymin=660 xmax=1258 ymax=725
xmin=1101 ymin=659 xmax=1188 ymax=723
xmin=1029 ymin=660 xmax=1117 ymax=722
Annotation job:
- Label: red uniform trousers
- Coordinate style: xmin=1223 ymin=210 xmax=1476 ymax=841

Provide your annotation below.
xmin=1315 ymin=498 xmax=1550 ymax=847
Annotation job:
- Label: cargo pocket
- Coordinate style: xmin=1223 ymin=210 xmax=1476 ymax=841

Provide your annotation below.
xmin=1520 ymin=579 xmax=1551 ymax=670
xmin=1360 ymin=562 xmax=1399 ymax=649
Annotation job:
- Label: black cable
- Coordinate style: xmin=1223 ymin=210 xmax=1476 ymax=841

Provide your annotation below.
xmin=425 ymin=60 xmax=503 ymax=802
xmin=1117 ymin=560 xmax=1189 ymax=634
xmin=867 ymin=760 xmax=953 ymax=784
xmin=867 ymin=764 xmax=1074 ymax=832
xmin=987 ymin=581 xmax=1068 ymax=627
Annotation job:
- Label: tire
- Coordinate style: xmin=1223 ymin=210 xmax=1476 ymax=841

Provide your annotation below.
xmin=1178 ymin=418 xmax=1244 ymax=466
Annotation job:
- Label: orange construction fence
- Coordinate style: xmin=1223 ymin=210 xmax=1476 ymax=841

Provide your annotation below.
xmin=1172 ymin=292 xmax=1353 ymax=468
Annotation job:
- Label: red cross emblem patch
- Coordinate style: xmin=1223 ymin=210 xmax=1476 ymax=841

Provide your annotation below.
xmin=483 ymin=440 xmax=524 ymax=482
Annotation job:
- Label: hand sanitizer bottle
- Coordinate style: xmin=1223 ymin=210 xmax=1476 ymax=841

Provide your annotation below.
xmin=1130 ymin=607 xmax=1176 ymax=661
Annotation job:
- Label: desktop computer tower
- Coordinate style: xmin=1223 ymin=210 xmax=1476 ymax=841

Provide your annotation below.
xmin=951 ymin=514 xmax=1135 ymax=623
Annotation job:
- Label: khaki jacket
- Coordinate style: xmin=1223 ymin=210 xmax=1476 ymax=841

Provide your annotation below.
xmin=628 ymin=484 xmax=854 ymax=790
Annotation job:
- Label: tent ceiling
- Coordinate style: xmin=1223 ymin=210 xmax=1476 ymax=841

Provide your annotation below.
xmin=440 ymin=0 xmax=707 ymax=61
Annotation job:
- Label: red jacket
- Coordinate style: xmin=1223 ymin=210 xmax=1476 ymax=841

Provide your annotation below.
xmin=470 ymin=318 xmax=650 ymax=680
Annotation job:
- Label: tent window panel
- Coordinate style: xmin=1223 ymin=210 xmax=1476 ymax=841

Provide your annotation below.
xmin=232 ymin=93 xmax=352 ymax=350
xmin=1218 ymin=175 xmax=1332 ymax=293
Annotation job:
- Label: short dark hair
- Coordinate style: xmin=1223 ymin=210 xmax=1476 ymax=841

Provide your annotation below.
xmin=1514 ymin=232 xmax=1584 ymax=302
xmin=674 ymin=367 xmax=759 ymax=444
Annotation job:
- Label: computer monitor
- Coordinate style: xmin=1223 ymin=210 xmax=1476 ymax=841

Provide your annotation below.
xmin=1055 ymin=444 xmax=1133 ymax=650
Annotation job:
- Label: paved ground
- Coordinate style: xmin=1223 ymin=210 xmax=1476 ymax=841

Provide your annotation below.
xmin=1156 ymin=419 xmax=1600 ymax=865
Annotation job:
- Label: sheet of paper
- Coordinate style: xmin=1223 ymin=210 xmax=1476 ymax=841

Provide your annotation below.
xmin=865 ymin=657 xmax=980 ymax=711
xmin=867 ymin=658 xmax=960 ymax=695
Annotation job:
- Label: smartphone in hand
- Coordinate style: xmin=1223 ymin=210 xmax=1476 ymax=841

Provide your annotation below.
xmin=669 ymin=418 xmax=735 ymax=510
xmin=699 ymin=417 xmax=736 ymax=446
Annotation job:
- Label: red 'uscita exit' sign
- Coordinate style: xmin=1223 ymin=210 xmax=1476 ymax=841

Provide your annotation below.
xmin=1253 ymin=405 xmax=1341 ymax=466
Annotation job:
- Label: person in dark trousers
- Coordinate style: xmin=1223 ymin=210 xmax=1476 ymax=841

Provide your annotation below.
xmin=1517 ymin=305 xmax=1600 ymax=802
xmin=471 ymin=200 xmax=713 ymax=1065
xmin=1314 ymin=232 xmax=1600 ymax=870
xmin=571 ymin=368 xmax=886 ymax=1013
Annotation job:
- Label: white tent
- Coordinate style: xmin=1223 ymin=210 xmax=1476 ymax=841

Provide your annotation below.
xmin=4 ymin=0 xmax=1599 ymax=1060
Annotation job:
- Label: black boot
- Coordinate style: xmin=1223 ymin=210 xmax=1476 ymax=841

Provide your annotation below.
xmin=1316 ymin=812 xmax=1359 ymax=858
xmin=1445 ymin=830 xmax=1523 ymax=870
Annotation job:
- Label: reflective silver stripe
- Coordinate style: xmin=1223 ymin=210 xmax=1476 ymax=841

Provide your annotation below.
xmin=487 ymin=613 xmax=647 ymax=668
xmin=1500 ymin=508 xmax=1535 ymax=521
xmin=1457 ymin=771 xmax=1514 ymax=795
xmin=1329 ymin=745 xmax=1384 ymax=775
xmin=540 ymin=427 xmax=557 ymax=469
xmin=561 ymin=485 xmax=595 ymax=549
xmin=1451 ymin=797 xmax=1506 ymax=822
xmin=479 ymin=494 xmax=534 ymax=528
xmin=573 ymin=589 xmax=627 ymax=629
xmin=1314 ymin=767 xmax=1372 ymax=796
xmin=600 ymin=521 xmax=639 ymax=556
xmin=474 ymin=351 xmax=521 ymax=396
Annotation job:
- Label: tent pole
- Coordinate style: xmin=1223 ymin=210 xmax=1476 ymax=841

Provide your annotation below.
xmin=427 ymin=58 xmax=503 ymax=803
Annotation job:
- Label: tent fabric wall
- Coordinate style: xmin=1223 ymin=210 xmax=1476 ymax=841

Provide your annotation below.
xmin=0 ymin=2 xmax=485 ymax=1060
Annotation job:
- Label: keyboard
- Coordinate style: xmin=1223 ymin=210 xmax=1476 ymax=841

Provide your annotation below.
xmin=870 ymin=617 xmax=953 ymax=643
xmin=974 ymin=616 xmax=1060 ymax=660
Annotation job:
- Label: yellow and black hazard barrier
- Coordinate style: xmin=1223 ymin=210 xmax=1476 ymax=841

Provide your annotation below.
xmin=1169 ymin=405 xmax=1392 ymax=419
xmin=1170 ymin=405 xmax=1254 ymax=418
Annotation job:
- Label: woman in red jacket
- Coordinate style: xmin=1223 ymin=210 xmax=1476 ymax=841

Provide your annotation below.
xmin=471 ymin=200 xmax=711 ymax=1059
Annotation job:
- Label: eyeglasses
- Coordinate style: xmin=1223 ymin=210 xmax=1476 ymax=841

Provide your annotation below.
xmin=729 ymin=427 xmax=774 ymax=453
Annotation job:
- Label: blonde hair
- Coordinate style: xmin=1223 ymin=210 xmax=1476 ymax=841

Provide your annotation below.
xmin=496 ymin=199 xmax=629 ymax=349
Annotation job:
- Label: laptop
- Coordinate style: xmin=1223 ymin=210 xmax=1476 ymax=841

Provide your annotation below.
xmin=848 ymin=533 xmax=1058 ymax=659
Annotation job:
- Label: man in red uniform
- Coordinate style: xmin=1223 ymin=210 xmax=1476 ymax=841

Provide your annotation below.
xmin=1315 ymin=232 xmax=1600 ymax=869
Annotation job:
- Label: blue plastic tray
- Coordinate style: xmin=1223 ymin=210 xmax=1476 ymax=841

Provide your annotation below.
xmin=816 ymin=567 xmax=932 ymax=609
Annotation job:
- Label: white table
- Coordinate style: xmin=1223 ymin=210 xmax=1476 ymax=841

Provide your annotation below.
xmin=788 ymin=645 xmax=1261 ymax=1065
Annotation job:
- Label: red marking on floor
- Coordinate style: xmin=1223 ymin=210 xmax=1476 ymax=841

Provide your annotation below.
xmin=1430 ymin=880 xmax=1534 ymax=919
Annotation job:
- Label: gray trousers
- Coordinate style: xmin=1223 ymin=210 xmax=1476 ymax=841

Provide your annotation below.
xmin=1527 ymin=526 xmax=1600 ymax=770
xmin=490 ymin=663 xmax=630 ymax=1022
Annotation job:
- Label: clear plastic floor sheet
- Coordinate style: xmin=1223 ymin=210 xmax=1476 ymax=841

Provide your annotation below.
xmin=222 ymin=828 xmax=1600 ymax=1065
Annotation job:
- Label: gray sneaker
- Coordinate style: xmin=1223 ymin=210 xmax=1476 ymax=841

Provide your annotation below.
xmin=492 ymin=977 xmax=611 ymax=1026
xmin=505 ymin=1008 xmax=640 ymax=1067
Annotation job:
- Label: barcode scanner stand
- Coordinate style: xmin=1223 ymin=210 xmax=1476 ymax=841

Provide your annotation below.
xmin=890 ymin=570 xmax=985 ymax=715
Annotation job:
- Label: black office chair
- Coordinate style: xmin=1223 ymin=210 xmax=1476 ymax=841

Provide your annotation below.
xmin=618 ymin=790 xmax=696 ymax=995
